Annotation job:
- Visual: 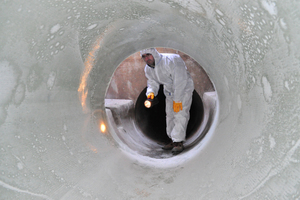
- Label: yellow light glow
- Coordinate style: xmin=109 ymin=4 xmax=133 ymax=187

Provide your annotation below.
xmin=78 ymin=26 xmax=111 ymax=112
xmin=100 ymin=123 xmax=106 ymax=133
xmin=78 ymin=37 xmax=102 ymax=112
xmin=144 ymin=100 xmax=152 ymax=108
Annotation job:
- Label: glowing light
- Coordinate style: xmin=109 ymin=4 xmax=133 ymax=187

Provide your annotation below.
xmin=144 ymin=100 xmax=152 ymax=108
xmin=78 ymin=26 xmax=111 ymax=112
xmin=100 ymin=123 xmax=106 ymax=133
xmin=78 ymin=37 xmax=102 ymax=112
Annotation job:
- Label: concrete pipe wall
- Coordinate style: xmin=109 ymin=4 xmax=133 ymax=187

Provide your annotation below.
xmin=1 ymin=0 xmax=300 ymax=199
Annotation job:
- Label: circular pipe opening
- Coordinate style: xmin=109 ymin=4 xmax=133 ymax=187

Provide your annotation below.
xmin=104 ymin=48 xmax=217 ymax=164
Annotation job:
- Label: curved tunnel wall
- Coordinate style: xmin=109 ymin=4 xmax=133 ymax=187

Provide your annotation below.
xmin=1 ymin=0 xmax=300 ymax=199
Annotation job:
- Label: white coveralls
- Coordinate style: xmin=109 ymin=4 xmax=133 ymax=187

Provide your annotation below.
xmin=141 ymin=48 xmax=194 ymax=142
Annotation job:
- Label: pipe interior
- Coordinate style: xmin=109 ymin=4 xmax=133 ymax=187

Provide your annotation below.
xmin=104 ymin=49 xmax=213 ymax=158
xmin=1 ymin=0 xmax=300 ymax=199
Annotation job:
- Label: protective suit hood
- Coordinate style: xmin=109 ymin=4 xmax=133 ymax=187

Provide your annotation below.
xmin=140 ymin=48 xmax=162 ymax=65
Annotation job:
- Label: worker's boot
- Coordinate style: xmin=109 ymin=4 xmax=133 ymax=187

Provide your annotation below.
xmin=162 ymin=142 xmax=174 ymax=150
xmin=172 ymin=142 xmax=184 ymax=155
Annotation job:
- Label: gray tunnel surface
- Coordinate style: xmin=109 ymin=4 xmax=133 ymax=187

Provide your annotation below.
xmin=1 ymin=0 xmax=300 ymax=199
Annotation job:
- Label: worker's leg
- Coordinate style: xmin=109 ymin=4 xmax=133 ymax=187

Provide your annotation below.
xmin=170 ymin=92 xmax=193 ymax=142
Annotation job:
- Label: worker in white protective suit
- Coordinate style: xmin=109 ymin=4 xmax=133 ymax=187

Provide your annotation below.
xmin=141 ymin=48 xmax=194 ymax=154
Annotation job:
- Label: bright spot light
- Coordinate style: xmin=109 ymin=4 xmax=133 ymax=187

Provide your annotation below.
xmin=144 ymin=100 xmax=152 ymax=108
xmin=100 ymin=123 xmax=106 ymax=133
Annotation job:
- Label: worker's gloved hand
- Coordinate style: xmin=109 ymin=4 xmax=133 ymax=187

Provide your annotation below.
xmin=147 ymin=92 xmax=154 ymax=100
xmin=173 ymin=101 xmax=182 ymax=113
